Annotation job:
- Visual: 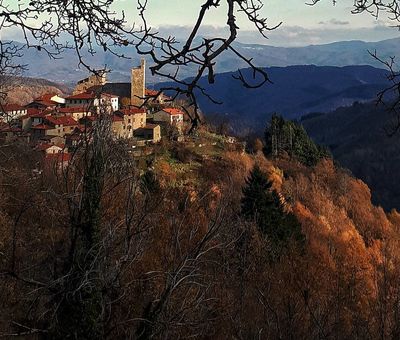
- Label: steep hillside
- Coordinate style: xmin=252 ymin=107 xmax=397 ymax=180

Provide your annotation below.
xmin=2 ymin=133 xmax=400 ymax=338
xmin=2 ymin=76 xmax=70 ymax=105
xmin=302 ymin=101 xmax=400 ymax=210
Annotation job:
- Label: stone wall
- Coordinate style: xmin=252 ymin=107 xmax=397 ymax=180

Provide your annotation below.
xmin=73 ymin=72 xmax=107 ymax=95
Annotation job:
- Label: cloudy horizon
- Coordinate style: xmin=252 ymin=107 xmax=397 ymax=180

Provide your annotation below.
xmin=2 ymin=0 xmax=400 ymax=47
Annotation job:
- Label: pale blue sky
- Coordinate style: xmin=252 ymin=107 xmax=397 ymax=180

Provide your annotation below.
xmin=2 ymin=0 xmax=399 ymax=46
xmin=117 ymin=0 xmax=387 ymax=29
xmin=111 ymin=0 xmax=399 ymax=45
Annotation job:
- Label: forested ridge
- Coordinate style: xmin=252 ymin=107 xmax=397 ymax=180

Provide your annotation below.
xmin=302 ymin=100 xmax=400 ymax=211
xmin=1 ymin=122 xmax=400 ymax=339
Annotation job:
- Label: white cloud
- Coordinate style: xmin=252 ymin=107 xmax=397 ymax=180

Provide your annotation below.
xmin=319 ymin=18 xmax=350 ymax=26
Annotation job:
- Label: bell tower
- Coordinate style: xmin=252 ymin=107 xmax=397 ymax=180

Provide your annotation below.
xmin=131 ymin=59 xmax=146 ymax=107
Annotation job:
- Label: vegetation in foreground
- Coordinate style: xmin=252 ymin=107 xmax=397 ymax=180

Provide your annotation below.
xmin=1 ymin=119 xmax=400 ymax=339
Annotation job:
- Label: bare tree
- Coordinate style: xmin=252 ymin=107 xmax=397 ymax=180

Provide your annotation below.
xmin=0 ymin=0 xmax=280 ymax=130
xmin=135 ymin=0 xmax=281 ymax=127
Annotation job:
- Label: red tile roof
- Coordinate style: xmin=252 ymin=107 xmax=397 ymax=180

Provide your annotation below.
xmin=26 ymin=108 xmax=45 ymax=117
xmin=32 ymin=124 xmax=53 ymax=130
xmin=35 ymin=93 xmax=58 ymax=102
xmin=112 ymin=114 xmax=124 ymax=122
xmin=145 ymin=89 xmax=160 ymax=96
xmin=46 ymin=115 xmax=78 ymax=126
xmin=32 ymin=94 xmax=59 ymax=107
xmin=39 ymin=100 xmax=58 ymax=107
xmin=163 ymin=108 xmax=184 ymax=116
xmin=58 ymin=107 xmax=90 ymax=113
xmin=81 ymin=115 xmax=97 ymax=121
xmin=66 ymin=92 xmax=96 ymax=100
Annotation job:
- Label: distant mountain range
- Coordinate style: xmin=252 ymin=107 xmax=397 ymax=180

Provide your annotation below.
xmin=12 ymin=37 xmax=400 ymax=86
xmin=302 ymin=101 xmax=400 ymax=211
xmin=159 ymin=64 xmax=390 ymax=132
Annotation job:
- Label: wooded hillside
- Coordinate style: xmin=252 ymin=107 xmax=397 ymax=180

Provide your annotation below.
xmin=1 ymin=126 xmax=399 ymax=338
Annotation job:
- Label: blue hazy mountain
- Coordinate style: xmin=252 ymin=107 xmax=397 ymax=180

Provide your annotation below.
xmin=13 ymin=37 xmax=400 ymax=85
xmin=166 ymin=65 xmax=389 ymax=131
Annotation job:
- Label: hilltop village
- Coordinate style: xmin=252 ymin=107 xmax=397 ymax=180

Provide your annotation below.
xmin=0 ymin=60 xmax=191 ymax=165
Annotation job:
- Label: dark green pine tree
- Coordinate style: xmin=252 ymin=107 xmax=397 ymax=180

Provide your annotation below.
xmin=140 ymin=170 xmax=160 ymax=195
xmin=241 ymin=165 xmax=304 ymax=254
xmin=264 ymin=114 xmax=330 ymax=166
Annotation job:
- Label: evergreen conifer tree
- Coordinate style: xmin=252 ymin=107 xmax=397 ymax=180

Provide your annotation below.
xmin=241 ymin=165 xmax=304 ymax=255
xmin=140 ymin=170 xmax=160 ymax=195
xmin=264 ymin=114 xmax=330 ymax=166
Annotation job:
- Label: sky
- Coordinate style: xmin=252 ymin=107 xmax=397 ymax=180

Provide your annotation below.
xmin=128 ymin=0 xmax=375 ymax=29
xmin=1 ymin=0 xmax=399 ymax=47
xmin=113 ymin=0 xmax=400 ymax=46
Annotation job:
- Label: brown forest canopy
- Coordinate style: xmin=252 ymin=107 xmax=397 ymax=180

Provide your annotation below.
xmin=1 ymin=135 xmax=400 ymax=338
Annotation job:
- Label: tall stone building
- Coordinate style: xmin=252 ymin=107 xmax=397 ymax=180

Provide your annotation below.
xmin=73 ymin=71 xmax=107 ymax=95
xmin=131 ymin=59 xmax=146 ymax=107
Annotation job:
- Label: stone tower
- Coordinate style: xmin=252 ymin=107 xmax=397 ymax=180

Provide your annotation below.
xmin=131 ymin=59 xmax=146 ymax=107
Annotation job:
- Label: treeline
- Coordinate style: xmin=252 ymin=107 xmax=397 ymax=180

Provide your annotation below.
xmin=264 ymin=113 xmax=330 ymax=166
xmin=1 ymin=116 xmax=400 ymax=339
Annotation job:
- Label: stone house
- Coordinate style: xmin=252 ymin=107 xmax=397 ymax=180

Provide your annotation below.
xmin=20 ymin=108 xmax=46 ymax=131
xmin=0 ymin=124 xmax=24 ymax=142
xmin=65 ymin=92 xmax=119 ymax=113
xmin=154 ymin=108 xmax=184 ymax=125
xmin=57 ymin=106 xmax=92 ymax=120
xmin=31 ymin=115 xmax=78 ymax=140
xmin=133 ymin=124 xmax=161 ymax=143
xmin=145 ymin=89 xmax=170 ymax=105
xmin=0 ymin=104 xmax=27 ymax=122
xmin=26 ymin=93 xmax=64 ymax=110
xmin=114 ymin=108 xmax=147 ymax=138
xmin=36 ymin=143 xmax=64 ymax=154
xmin=111 ymin=114 xmax=125 ymax=138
